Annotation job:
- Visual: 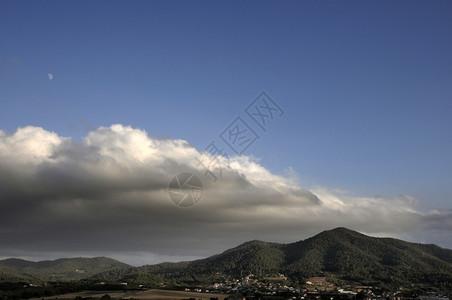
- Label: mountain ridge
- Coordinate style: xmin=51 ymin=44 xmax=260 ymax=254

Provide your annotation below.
xmin=0 ymin=256 xmax=131 ymax=282
xmin=2 ymin=228 xmax=452 ymax=289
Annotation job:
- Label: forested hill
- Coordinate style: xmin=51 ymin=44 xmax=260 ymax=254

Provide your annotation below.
xmin=96 ymin=228 xmax=452 ymax=288
xmin=3 ymin=228 xmax=452 ymax=289
xmin=0 ymin=257 xmax=131 ymax=282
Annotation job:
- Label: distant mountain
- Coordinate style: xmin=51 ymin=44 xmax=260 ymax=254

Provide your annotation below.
xmin=3 ymin=228 xmax=452 ymax=289
xmin=96 ymin=228 xmax=452 ymax=289
xmin=0 ymin=263 xmax=37 ymax=282
xmin=0 ymin=257 xmax=131 ymax=282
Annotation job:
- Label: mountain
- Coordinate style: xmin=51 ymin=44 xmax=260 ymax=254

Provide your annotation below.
xmin=283 ymin=227 xmax=452 ymax=287
xmin=2 ymin=228 xmax=452 ymax=289
xmin=0 ymin=257 xmax=131 ymax=282
xmin=0 ymin=263 xmax=37 ymax=282
xmin=95 ymin=228 xmax=452 ymax=289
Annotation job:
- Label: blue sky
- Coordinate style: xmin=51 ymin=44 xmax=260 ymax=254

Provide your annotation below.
xmin=1 ymin=1 xmax=452 ymax=263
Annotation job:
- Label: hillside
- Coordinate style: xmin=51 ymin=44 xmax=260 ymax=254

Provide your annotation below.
xmin=95 ymin=228 xmax=452 ymax=289
xmin=283 ymin=228 xmax=452 ymax=287
xmin=2 ymin=228 xmax=452 ymax=289
xmin=0 ymin=257 xmax=131 ymax=282
xmin=0 ymin=264 xmax=37 ymax=282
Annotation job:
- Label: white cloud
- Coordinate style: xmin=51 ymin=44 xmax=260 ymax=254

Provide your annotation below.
xmin=0 ymin=124 xmax=450 ymax=265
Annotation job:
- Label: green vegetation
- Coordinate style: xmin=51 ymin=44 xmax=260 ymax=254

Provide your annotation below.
xmin=0 ymin=257 xmax=131 ymax=282
xmin=281 ymin=228 xmax=452 ymax=288
xmin=2 ymin=228 xmax=452 ymax=297
xmin=0 ymin=280 xmax=132 ymax=300
xmin=95 ymin=228 xmax=452 ymax=289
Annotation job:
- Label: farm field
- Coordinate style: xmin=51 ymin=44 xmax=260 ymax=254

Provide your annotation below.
xmin=29 ymin=289 xmax=228 ymax=300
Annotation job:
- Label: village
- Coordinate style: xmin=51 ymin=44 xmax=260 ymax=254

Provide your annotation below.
xmin=180 ymin=275 xmax=450 ymax=300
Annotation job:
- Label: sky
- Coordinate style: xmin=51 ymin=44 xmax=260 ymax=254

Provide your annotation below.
xmin=0 ymin=0 xmax=452 ymax=266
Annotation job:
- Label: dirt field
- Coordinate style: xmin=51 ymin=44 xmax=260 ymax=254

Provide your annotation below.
xmin=30 ymin=288 xmax=229 ymax=300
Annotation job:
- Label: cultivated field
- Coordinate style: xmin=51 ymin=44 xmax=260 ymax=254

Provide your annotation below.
xmin=29 ymin=289 xmax=229 ymax=300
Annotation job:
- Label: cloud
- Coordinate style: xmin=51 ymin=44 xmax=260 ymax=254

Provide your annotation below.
xmin=0 ymin=125 xmax=451 ymax=265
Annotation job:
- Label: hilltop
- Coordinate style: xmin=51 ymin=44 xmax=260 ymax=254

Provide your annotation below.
xmin=0 ymin=257 xmax=131 ymax=282
xmin=2 ymin=228 xmax=452 ymax=289
xmin=95 ymin=228 xmax=452 ymax=289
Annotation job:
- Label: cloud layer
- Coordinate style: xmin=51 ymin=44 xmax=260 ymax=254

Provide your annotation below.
xmin=0 ymin=125 xmax=450 ymax=265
